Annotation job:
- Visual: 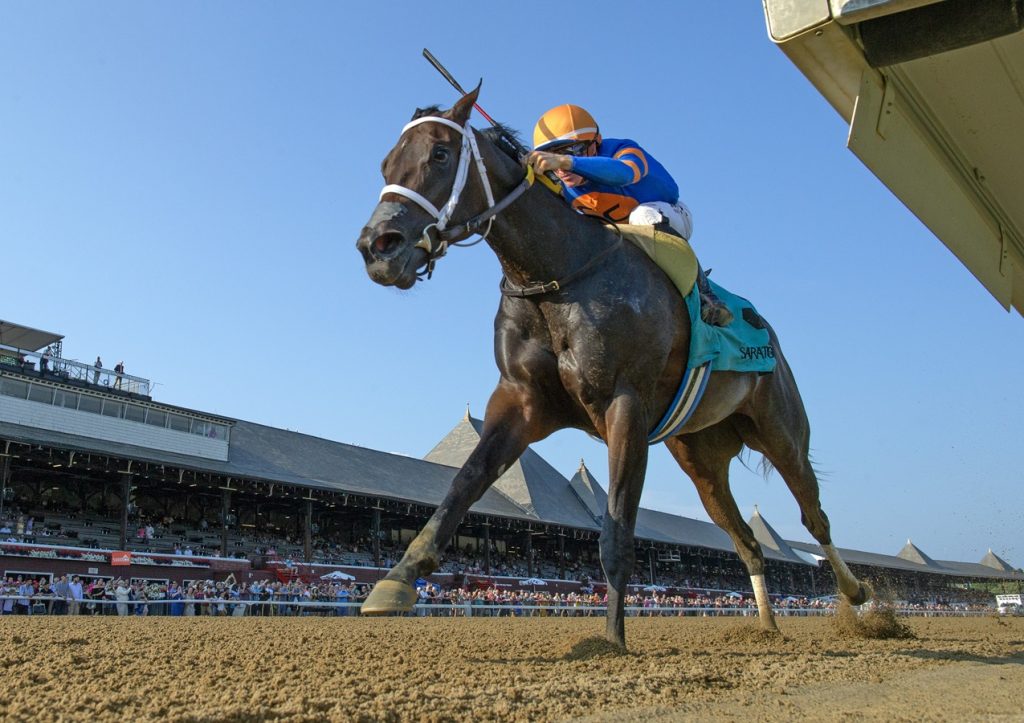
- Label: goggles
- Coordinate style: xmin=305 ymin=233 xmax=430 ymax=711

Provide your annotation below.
xmin=548 ymin=140 xmax=593 ymax=156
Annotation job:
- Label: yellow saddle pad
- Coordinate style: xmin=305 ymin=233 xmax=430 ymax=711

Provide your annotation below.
xmin=608 ymin=224 xmax=699 ymax=298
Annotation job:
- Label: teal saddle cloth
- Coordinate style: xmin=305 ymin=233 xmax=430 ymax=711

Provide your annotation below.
xmin=684 ymin=279 xmax=776 ymax=374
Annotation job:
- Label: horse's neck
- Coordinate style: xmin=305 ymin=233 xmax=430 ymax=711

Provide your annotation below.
xmin=486 ymin=184 xmax=601 ymax=286
xmin=469 ymin=133 xmax=606 ymax=286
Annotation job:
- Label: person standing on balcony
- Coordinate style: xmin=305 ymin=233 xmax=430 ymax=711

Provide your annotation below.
xmin=113 ymin=360 xmax=124 ymax=390
xmin=93 ymin=356 xmax=102 ymax=384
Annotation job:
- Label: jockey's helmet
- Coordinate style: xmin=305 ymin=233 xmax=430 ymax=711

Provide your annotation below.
xmin=533 ymin=104 xmax=600 ymax=152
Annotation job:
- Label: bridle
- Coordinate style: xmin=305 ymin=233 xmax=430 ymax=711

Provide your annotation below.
xmin=378 ymin=115 xmax=540 ymax=279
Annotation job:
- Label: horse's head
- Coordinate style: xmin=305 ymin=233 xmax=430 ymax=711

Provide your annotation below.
xmin=356 ymin=87 xmax=487 ymax=289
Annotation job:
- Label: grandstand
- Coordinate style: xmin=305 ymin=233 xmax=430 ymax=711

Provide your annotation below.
xmin=1 ymin=320 xmax=1020 ymax=601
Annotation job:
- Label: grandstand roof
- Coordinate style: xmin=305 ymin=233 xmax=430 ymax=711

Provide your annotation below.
xmin=0 ymin=418 xmax=532 ymax=521
xmin=897 ymin=539 xmax=941 ymax=568
xmin=567 ymin=461 xmax=606 ymax=523
xmin=979 ymin=549 xmax=1018 ymax=573
xmin=0 ymin=320 xmax=63 ymax=352
xmin=786 ymin=539 xmax=1022 ymax=581
xmin=633 ymin=506 xmax=735 ymax=553
xmin=747 ymin=506 xmax=816 ymax=566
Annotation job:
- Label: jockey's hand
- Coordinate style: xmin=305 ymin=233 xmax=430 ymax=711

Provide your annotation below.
xmin=527 ymin=151 xmax=573 ymax=173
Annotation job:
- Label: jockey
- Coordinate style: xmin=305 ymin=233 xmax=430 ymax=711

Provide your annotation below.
xmin=527 ymin=104 xmax=732 ymax=326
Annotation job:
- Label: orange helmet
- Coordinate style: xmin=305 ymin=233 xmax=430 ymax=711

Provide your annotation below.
xmin=533 ymin=104 xmax=600 ymax=151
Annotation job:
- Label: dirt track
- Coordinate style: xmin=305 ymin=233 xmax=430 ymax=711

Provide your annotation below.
xmin=1 ymin=615 xmax=1022 ymax=721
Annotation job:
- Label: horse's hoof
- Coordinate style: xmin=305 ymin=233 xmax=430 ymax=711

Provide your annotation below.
xmin=845 ymin=582 xmax=874 ymax=607
xmin=360 ymin=579 xmax=417 ymax=615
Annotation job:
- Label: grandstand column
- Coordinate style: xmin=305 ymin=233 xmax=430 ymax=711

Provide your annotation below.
xmin=483 ymin=521 xmax=491 ymax=575
xmin=303 ymin=498 xmax=312 ymax=563
xmin=372 ymin=505 xmax=382 ymax=568
xmin=0 ymin=449 xmax=10 ymax=521
xmin=558 ymin=532 xmax=565 ymax=580
xmin=221 ymin=487 xmax=230 ymax=558
xmin=119 ymin=471 xmax=132 ymax=550
xmin=648 ymin=547 xmax=656 ymax=586
xmin=525 ymin=531 xmax=533 ymax=577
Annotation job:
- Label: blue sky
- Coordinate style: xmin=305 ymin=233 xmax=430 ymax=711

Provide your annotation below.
xmin=2 ymin=3 xmax=1020 ymax=566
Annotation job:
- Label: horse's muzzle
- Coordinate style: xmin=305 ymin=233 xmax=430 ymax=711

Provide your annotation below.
xmin=356 ymin=226 xmax=426 ymax=289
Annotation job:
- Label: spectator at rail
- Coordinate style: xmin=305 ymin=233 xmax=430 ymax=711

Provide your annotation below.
xmin=167 ymin=582 xmax=184 ymax=616
xmin=40 ymin=346 xmax=51 ymax=375
xmin=113 ymin=579 xmax=131 ymax=616
xmin=51 ymin=574 xmax=69 ymax=615
xmin=85 ymin=579 xmax=107 ymax=614
xmin=15 ymin=576 xmax=34 ymax=614
xmin=0 ymin=578 xmax=14 ymax=614
xmin=113 ymin=360 xmax=125 ymax=390
xmin=93 ymin=356 xmax=102 ymax=384
xmin=67 ymin=575 xmax=83 ymax=615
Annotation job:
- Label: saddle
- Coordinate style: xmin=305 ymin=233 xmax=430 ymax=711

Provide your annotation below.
xmin=609 ymin=224 xmax=699 ymax=299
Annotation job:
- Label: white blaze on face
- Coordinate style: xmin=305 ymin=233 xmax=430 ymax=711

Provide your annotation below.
xmin=369 ymin=201 xmax=407 ymax=227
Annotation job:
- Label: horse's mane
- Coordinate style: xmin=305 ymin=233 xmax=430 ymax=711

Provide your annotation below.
xmin=411 ymin=106 xmax=523 ymax=163
xmin=477 ymin=124 xmax=522 ymax=163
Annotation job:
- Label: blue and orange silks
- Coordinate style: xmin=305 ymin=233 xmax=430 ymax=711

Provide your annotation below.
xmin=559 ymin=138 xmax=679 ymax=223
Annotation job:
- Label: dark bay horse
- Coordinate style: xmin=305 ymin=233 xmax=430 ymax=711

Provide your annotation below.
xmin=355 ymin=87 xmax=870 ymax=647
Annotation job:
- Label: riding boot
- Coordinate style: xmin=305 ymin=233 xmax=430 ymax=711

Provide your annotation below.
xmin=652 ymin=221 xmax=733 ymax=326
xmin=696 ymin=265 xmax=734 ymax=327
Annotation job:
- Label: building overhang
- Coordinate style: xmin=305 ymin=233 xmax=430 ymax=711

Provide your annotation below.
xmin=763 ymin=0 xmax=1024 ymax=315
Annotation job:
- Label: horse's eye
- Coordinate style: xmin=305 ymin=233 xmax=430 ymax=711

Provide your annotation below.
xmin=432 ymin=146 xmax=450 ymax=163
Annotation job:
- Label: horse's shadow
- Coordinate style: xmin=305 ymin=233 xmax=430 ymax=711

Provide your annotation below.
xmin=900 ymin=649 xmax=1024 ymax=666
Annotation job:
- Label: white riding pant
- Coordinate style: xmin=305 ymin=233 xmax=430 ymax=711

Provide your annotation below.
xmin=628 ymin=200 xmax=693 ymax=241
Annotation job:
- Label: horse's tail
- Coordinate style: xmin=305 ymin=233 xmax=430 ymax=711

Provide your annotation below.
xmin=740 ymin=447 xmax=826 ymax=484
xmin=738 ymin=446 xmax=775 ymax=481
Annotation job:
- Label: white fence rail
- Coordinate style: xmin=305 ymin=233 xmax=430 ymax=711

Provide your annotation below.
xmin=0 ymin=597 xmax=991 ymax=618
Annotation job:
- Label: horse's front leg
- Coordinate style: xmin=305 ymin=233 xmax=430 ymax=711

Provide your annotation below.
xmin=598 ymin=389 xmax=650 ymax=649
xmin=361 ymin=383 xmax=545 ymax=615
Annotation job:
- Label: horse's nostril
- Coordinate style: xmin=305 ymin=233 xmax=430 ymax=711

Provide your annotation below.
xmin=373 ymin=232 xmax=404 ymax=258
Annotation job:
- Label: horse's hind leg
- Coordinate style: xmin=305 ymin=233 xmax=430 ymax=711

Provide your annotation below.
xmin=664 ymin=426 xmax=779 ymax=632
xmin=737 ymin=351 xmax=871 ymax=606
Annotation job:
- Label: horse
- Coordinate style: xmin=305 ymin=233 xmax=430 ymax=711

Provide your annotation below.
xmin=355 ymin=87 xmax=871 ymax=648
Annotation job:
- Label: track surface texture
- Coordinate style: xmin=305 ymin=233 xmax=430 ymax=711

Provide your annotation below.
xmin=1 ymin=615 xmax=1022 ymax=721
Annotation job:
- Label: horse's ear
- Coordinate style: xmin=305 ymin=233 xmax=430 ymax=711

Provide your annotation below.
xmin=449 ymin=80 xmax=481 ymax=124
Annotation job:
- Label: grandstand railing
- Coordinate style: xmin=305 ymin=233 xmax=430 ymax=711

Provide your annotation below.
xmin=0 ymin=597 xmax=993 ymax=618
xmin=0 ymin=344 xmax=151 ymax=396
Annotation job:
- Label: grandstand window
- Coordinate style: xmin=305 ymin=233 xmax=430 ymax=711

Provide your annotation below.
xmin=124 ymin=403 xmax=146 ymax=423
xmin=191 ymin=420 xmax=209 ymax=436
xmin=168 ymin=413 xmax=191 ymax=432
xmin=53 ymin=389 xmax=79 ymax=409
xmin=209 ymin=423 xmax=227 ymax=441
xmin=77 ymin=395 xmax=102 ymax=414
xmin=101 ymin=400 xmax=123 ymax=418
xmin=145 ymin=409 xmax=167 ymax=428
xmin=0 ymin=378 xmax=29 ymax=399
xmin=28 ymin=385 xmax=54 ymax=404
